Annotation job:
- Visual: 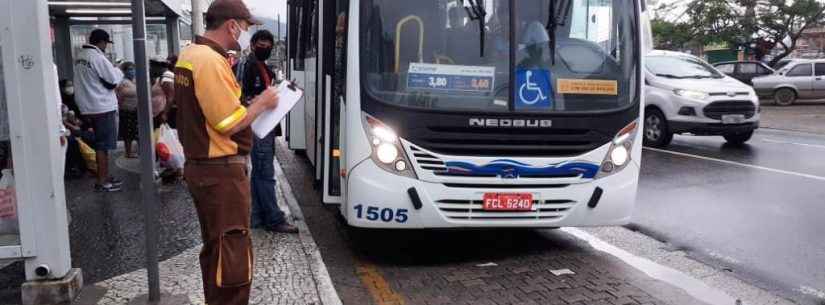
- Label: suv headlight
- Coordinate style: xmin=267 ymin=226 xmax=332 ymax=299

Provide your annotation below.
xmin=597 ymin=120 xmax=638 ymax=179
xmin=673 ymin=89 xmax=708 ymax=100
xmin=362 ymin=113 xmax=416 ymax=178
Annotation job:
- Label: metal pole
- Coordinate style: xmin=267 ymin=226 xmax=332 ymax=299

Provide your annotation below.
xmin=130 ymin=0 xmax=161 ymax=302
xmin=192 ymin=0 xmax=204 ymax=36
xmin=166 ymin=16 xmax=181 ymax=55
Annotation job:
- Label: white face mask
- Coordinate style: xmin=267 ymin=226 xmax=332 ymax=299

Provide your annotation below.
xmin=64 ymin=86 xmax=74 ymax=95
xmin=229 ymin=20 xmax=248 ymax=52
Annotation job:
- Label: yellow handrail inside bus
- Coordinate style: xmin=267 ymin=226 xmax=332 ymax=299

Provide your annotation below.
xmin=435 ymin=54 xmax=455 ymax=65
xmin=395 ymin=15 xmax=424 ymax=73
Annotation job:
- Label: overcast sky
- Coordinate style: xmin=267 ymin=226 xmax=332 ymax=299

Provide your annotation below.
xmin=179 ymin=0 xmax=286 ymax=20
xmin=244 ymin=0 xmax=287 ymax=21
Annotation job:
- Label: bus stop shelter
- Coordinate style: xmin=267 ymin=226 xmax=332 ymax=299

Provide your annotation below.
xmin=0 ymin=1 xmax=188 ymax=304
xmin=49 ymin=0 xmax=190 ymax=80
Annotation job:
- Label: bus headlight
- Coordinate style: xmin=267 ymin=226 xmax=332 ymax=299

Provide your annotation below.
xmin=376 ymin=143 xmax=399 ymax=164
xmin=363 ymin=113 xmax=417 ymax=179
xmin=597 ymin=120 xmax=638 ymax=179
xmin=610 ymin=145 xmax=629 ymax=166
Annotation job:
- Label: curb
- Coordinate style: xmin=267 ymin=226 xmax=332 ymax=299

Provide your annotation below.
xmin=273 ymin=157 xmax=343 ymax=305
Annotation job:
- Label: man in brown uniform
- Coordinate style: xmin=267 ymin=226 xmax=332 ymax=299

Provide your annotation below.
xmin=174 ymin=1 xmax=279 ymax=304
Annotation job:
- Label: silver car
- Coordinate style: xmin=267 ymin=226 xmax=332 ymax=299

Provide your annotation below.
xmin=752 ymin=59 xmax=825 ymax=105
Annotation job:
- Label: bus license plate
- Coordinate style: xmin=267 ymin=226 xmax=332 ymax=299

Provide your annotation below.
xmin=483 ymin=193 xmax=534 ymax=211
xmin=722 ymin=114 xmax=745 ymax=124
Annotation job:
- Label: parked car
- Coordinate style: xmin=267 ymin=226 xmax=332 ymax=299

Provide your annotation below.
xmin=644 ymin=50 xmax=760 ymax=147
xmin=713 ymin=61 xmax=774 ymax=85
xmin=751 ymin=59 xmax=825 ymax=106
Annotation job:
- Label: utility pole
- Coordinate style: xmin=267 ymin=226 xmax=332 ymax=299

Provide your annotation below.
xmin=129 ymin=0 xmax=160 ymax=302
xmin=128 ymin=1 xmax=191 ymax=304
xmin=192 ymin=0 xmax=204 ymax=36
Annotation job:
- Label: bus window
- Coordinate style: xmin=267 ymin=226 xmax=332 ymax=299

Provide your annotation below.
xmin=360 ymin=0 xmax=639 ymax=113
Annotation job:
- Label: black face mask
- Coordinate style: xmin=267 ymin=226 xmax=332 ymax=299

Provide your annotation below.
xmin=254 ymin=47 xmax=273 ymax=61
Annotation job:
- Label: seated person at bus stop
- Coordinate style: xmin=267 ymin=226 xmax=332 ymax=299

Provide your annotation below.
xmin=234 ymin=29 xmax=297 ymax=234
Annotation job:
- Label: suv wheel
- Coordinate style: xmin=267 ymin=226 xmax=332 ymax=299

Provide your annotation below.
xmin=643 ymin=108 xmax=673 ymax=148
xmin=724 ymin=131 xmax=754 ymax=145
xmin=774 ymin=88 xmax=796 ymax=106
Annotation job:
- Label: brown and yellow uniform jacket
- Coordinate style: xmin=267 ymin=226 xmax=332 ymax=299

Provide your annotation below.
xmin=174 ymin=36 xmax=252 ymax=160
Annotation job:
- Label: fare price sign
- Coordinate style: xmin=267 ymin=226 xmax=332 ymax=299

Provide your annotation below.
xmin=407 ymin=63 xmax=495 ymax=93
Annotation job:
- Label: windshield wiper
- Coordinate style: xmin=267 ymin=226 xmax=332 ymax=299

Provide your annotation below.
xmin=685 ymin=75 xmax=717 ymax=79
xmin=655 ymin=73 xmax=685 ymax=79
xmin=464 ymin=0 xmax=487 ymax=57
xmin=546 ymin=0 xmax=569 ymax=65
xmin=547 ymin=0 xmax=557 ymax=65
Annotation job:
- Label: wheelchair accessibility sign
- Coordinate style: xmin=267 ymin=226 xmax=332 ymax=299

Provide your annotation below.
xmin=515 ymin=69 xmax=553 ymax=109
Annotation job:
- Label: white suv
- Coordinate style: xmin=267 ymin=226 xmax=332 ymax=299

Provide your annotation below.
xmin=644 ymin=50 xmax=760 ymax=147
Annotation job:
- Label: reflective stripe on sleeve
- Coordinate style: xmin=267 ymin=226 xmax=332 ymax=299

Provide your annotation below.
xmin=214 ymin=106 xmax=247 ymax=133
xmin=176 ymin=60 xmax=194 ymax=71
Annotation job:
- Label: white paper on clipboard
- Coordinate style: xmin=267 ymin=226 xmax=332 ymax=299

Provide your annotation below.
xmin=252 ymin=81 xmax=304 ymax=138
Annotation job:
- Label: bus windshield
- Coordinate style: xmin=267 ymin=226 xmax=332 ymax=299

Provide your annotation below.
xmin=360 ymin=0 xmax=639 ymax=113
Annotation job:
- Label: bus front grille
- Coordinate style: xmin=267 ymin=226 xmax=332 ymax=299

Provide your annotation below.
xmin=435 ymin=199 xmax=577 ymax=221
xmin=412 ymin=126 xmax=602 ymax=157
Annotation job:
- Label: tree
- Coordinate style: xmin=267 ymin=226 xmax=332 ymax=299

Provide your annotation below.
xmin=654 ymin=0 xmax=825 ymax=65
xmin=651 ymin=19 xmax=692 ymax=50
xmin=755 ymin=0 xmax=825 ymax=66
xmin=650 ymin=0 xmax=742 ymax=50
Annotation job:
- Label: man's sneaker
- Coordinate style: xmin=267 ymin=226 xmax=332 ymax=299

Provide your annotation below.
xmin=94 ymin=183 xmax=122 ymax=193
xmin=265 ymin=223 xmax=299 ymax=234
xmin=108 ymin=177 xmax=124 ymax=187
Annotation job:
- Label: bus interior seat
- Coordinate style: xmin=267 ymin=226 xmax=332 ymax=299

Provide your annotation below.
xmin=556 ymin=38 xmax=621 ymax=77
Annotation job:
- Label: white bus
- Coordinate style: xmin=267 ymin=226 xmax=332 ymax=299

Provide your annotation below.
xmin=286 ymin=0 xmax=650 ymax=228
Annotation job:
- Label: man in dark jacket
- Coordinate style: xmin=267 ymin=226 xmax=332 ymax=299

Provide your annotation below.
xmin=234 ymin=30 xmax=297 ymax=233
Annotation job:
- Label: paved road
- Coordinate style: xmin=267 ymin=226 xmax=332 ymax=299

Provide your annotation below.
xmin=275 ymin=140 xmax=706 ymax=305
xmin=635 ymin=129 xmax=825 ymax=304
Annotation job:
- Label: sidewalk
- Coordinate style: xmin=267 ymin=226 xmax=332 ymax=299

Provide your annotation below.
xmin=0 ymin=148 xmax=341 ymax=305
xmin=72 ymin=156 xmax=341 ymax=305
xmin=759 ymin=101 xmax=825 ymax=134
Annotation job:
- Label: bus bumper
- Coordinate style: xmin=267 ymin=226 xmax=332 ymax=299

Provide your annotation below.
xmin=345 ymin=160 xmax=639 ymax=229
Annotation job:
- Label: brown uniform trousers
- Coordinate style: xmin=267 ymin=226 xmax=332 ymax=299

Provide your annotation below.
xmin=185 ymin=159 xmax=253 ymax=305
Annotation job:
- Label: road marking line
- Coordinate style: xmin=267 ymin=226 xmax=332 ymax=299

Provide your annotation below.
xmin=644 ymin=147 xmax=825 ymax=182
xmin=561 ymin=228 xmax=737 ymax=305
xmin=761 ymin=138 xmax=825 ymax=150
xmin=355 ymin=259 xmax=407 ymax=305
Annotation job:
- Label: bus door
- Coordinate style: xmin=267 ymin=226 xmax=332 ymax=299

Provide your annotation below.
xmin=320 ymin=0 xmax=349 ymax=203
xmin=287 ymin=1 xmax=307 ymax=151
xmin=312 ymin=0 xmax=325 ymax=181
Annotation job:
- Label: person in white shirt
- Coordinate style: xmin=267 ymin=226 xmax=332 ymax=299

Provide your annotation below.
xmin=73 ymin=29 xmax=124 ymax=192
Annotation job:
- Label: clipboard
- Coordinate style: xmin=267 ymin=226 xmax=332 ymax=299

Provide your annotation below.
xmin=251 ymin=81 xmax=304 ymax=138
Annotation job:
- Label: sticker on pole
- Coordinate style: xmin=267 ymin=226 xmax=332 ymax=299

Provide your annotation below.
xmin=515 ymin=69 xmax=553 ymax=109
xmin=407 ymin=63 xmax=495 ymax=93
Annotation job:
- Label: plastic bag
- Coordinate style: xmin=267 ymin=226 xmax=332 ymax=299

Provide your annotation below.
xmin=156 ymin=124 xmax=185 ymax=169
xmin=77 ymin=138 xmax=97 ymax=173
xmin=0 ymin=169 xmax=19 ymax=235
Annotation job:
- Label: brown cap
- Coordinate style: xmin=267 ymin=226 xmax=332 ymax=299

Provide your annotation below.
xmin=205 ymin=0 xmax=262 ymax=26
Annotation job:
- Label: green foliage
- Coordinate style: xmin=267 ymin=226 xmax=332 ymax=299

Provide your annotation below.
xmin=651 ymin=0 xmax=825 ymax=65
